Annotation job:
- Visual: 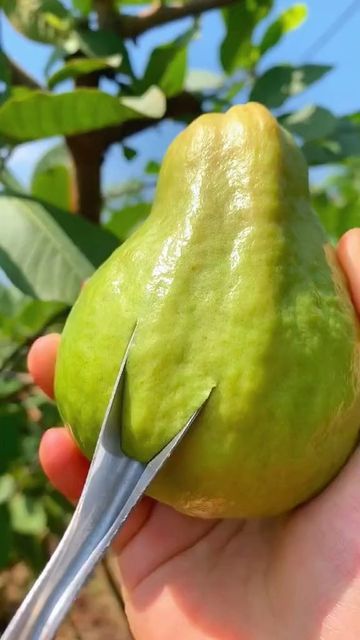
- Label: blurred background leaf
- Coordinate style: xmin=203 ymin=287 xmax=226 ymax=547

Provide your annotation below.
xmin=311 ymin=159 xmax=360 ymax=243
xmin=259 ymin=3 xmax=307 ymax=54
xmin=0 ymin=88 xmax=166 ymax=143
xmin=30 ymin=144 xmax=74 ymax=210
xmin=105 ymin=202 xmax=151 ymax=242
xmin=249 ymin=64 xmax=332 ymax=108
xmin=0 ymin=195 xmax=94 ymax=302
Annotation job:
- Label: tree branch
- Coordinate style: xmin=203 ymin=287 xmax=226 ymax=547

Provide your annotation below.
xmin=119 ymin=0 xmax=237 ymax=39
xmin=65 ymin=65 xmax=103 ymax=222
xmin=94 ymin=0 xmax=119 ymax=30
xmin=66 ymin=135 xmax=104 ymax=224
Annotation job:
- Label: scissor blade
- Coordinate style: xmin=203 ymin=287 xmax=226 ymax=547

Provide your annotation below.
xmin=2 ymin=325 xmax=210 ymax=640
xmin=2 ymin=328 xmax=137 ymax=640
xmin=39 ymin=397 xmax=207 ymax=640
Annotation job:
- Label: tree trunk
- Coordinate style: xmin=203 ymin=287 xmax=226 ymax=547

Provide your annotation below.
xmin=66 ymin=137 xmax=104 ymax=225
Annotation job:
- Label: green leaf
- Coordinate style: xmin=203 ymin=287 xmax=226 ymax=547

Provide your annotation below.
xmin=279 ymin=105 xmax=337 ymax=141
xmin=142 ymin=45 xmax=186 ymax=98
xmin=0 ymin=283 xmax=64 ymax=333
xmin=0 ymin=475 xmax=16 ymax=504
xmin=0 ymin=195 xmax=93 ymax=302
xmin=77 ymin=28 xmax=133 ymax=77
xmin=0 ymin=336 xmax=39 ymax=373
xmin=312 ymin=160 xmax=360 ymax=241
xmin=77 ymin=27 xmax=123 ymax=57
xmin=145 ymin=160 xmax=161 ymax=174
xmin=121 ymin=86 xmax=166 ymax=120
xmin=0 ymin=378 xmax=23 ymax=399
xmin=12 ymin=533 xmax=47 ymax=572
xmin=303 ymin=140 xmax=340 ymax=165
xmin=348 ymin=112 xmax=360 ymax=125
xmin=2 ymin=0 xmax=71 ymax=44
xmin=31 ymin=144 xmax=74 ymax=211
xmin=0 ymin=284 xmax=64 ymax=368
xmin=260 ymin=4 xmax=307 ymax=55
xmin=20 ymin=426 xmax=46 ymax=467
xmin=220 ymin=0 xmax=273 ymax=73
xmin=47 ymin=55 xmax=122 ymax=89
xmin=313 ymin=190 xmax=358 ymax=242
xmin=185 ymin=69 xmax=224 ymax=93
xmin=140 ymin=25 xmax=199 ymax=97
xmin=123 ymin=145 xmax=137 ymax=160
xmin=335 ymin=117 xmax=360 ymax=157
xmin=0 ymin=404 xmax=24 ymax=472
xmin=250 ymin=64 xmax=332 ymax=108
xmin=0 ymin=184 xmax=117 ymax=274
xmin=0 ymin=285 xmax=23 ymax=322
xmin=72 ymin=0 xmax=91 ymax=14
xmin=47 ymin=205 xmax=119 ymax=267
xmin=303 ymin=118 xmax=360 ymax=165
xmin=10 ymin=494 xmax=47 ymax=536
xmin=0 ymin=504 xmax=12 ymax=568
xmin=36 ymin=401 xmax=60 ymax=429
xmin=0 ymin=87 xmax=166 ymax=143
xmin=106 ymin=203 xmax=151 ymax=241
xmin=0 ymin=167 xmax=26 ymax=192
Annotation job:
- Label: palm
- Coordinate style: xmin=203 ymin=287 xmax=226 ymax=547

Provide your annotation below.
xmin=118 ymin=457 xmax=360 ymax=640
xmin=28 ymin=230 xmax=360 ymax=640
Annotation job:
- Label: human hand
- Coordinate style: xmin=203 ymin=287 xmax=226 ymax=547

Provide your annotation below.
xmin=28 ymin=229 xmax=360 ymax=640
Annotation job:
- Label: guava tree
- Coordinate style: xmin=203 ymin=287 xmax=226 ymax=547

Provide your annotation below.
xmin=0 ymin=0 xmax=359 ymax=606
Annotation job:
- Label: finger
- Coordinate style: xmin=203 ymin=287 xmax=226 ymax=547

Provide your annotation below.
xmin=39 ymin=427 xmax=154 ymax=551
xmin=337 ymin=228 xmax=360 ymax=313
xmin=299 ymin=447 xmax=360 ymax=554
xmin=39 ymin=427 xmax=89 ymax=503
xmin=28 ymin=333 xmax=61 ymax=399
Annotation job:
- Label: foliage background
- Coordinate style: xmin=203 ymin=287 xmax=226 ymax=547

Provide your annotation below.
xmin=0 ymin=0 xmax=359 ymax=606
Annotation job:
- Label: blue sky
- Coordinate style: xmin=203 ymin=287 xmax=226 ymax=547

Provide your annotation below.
xmin=1 ymin=0 xmax=359 ymax=189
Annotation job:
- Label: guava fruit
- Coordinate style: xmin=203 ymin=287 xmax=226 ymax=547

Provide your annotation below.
xmin=55 ymin=102 xmax=360 ymax=518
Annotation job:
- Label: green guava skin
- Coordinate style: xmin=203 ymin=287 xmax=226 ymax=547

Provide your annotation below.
xmin=55 ymin=103 xmax=360 ymax=519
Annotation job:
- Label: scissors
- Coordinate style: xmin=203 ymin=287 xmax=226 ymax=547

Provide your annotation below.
xmin=2 ymin=327 xmax=210 ymax=640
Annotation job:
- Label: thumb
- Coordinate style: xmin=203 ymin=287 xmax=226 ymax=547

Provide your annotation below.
xmin=338 ymin=229 xmax=360 ymax=314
